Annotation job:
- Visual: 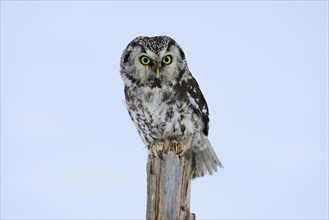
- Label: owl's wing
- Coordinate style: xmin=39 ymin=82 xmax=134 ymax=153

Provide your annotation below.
xmin=183 ymin=75 xmax=210 ymax=136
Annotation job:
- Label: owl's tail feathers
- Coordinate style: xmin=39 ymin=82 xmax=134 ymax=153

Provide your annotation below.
xmin=184 ymin=138 xmax=223 ymax=179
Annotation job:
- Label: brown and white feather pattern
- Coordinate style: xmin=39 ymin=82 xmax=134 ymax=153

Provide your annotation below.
xmin=120 ymin=36 xmax=222 ymax=178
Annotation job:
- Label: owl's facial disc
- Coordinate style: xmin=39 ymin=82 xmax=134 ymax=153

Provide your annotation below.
xmin=140 ymin=53 xmax=170 ymax=79
xmin=139 ymin=54 xmax=160 ymax=79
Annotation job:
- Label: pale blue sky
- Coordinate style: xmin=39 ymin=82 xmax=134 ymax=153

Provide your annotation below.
xmin=1 ymin=1 xmax=328 ymax=219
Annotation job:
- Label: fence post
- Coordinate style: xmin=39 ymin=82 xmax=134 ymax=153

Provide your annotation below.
xmin=146 ymin=151 xmax=196 ymax=220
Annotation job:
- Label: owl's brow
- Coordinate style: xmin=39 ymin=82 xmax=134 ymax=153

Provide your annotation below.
xmin=166 ymin=40 xmax=185 ymax=60
xmin=166 ymin=40 xmax=175 ymax=51
xmin=145 ymin=38 xmax=168 ymax=54
xmin=139 ymin=44 xmax=147 ymax=54
xmin=122 ymin=43 xmax=146 ymax=64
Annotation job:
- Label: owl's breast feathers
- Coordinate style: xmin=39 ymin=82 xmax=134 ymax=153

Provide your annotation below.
xmin=124 ymin=74 xmax=210 ymax=139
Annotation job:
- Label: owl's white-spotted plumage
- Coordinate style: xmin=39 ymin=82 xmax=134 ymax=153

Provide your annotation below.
xmin=120 ymin=36 xmax=222 ymax=178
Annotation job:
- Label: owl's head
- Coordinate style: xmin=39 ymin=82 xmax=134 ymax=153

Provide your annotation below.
xmin=120 ymin=36 xmax=188 ymax=88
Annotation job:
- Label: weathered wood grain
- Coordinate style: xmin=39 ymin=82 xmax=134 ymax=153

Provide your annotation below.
xmin=146 ymin=152 xmax=195 ymax=220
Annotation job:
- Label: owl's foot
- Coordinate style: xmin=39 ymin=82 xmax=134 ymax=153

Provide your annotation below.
xmin=148 ymin=140 xmax=185 ymax=159
xmin=148 ymin=141 xmax=169 ymax=160
xmin=171 ymin=140 xmax=186 ymax=156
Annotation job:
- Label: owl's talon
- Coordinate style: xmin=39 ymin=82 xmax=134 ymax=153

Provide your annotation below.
xmin=158 ymin=152 xmax=165 ymax=161
xmin=171 ymin=140 xmax=186 ymax=156
xmin=148 ymin=141 xmax=165 ymax=159
xmin=148 ymin=140 xmax=185 ymax=159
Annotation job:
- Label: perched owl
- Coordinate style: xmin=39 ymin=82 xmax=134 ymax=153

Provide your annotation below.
xmin=120 ymin=36 xmax=222 ymax=178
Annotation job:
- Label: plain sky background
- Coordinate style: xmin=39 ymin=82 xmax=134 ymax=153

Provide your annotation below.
xmin=1 ymin=1 xmax=328 ymax=219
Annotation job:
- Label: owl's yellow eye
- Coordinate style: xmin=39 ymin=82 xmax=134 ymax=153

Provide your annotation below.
xmin=140 ymin=56 xmax=151 ymax=65
xmin=162 ymin=55 xmax=172 ymax=65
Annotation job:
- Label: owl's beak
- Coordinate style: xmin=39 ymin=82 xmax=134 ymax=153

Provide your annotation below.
xmin=155 ymin=56 xmax=160 ymax=78
xmin=155 ymin=64 xmax=160 ymax=78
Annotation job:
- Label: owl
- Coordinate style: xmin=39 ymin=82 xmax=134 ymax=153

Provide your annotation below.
xmin=120 ymin=36 xmax=222 ymax=178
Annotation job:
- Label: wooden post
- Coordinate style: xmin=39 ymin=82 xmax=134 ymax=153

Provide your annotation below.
xmin=146 ymin=151 xmax=196 ymax=220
